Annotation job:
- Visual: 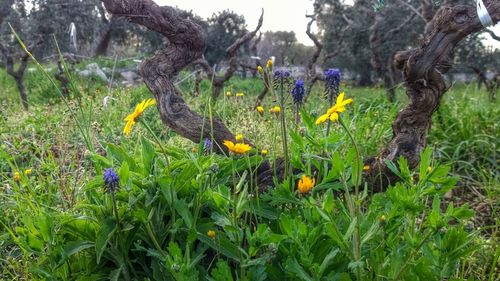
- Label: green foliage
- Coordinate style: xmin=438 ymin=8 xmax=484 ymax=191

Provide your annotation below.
xmin=0 ymin=66 xmax=497 ymax=280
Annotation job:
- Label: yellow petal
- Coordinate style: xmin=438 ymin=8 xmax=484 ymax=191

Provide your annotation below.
xmin=329 ymin=112 xmax=339 ymax=122
xmin=315 ymin=114 xmax=330 ymax=125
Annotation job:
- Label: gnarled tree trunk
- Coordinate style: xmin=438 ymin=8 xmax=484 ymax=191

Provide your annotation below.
xmin=365 ymin=1 xmax=500 ymax=191
xmin=101 ymin=0 xmax=237 ymax=153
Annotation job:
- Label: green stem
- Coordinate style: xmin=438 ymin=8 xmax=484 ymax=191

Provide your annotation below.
xmin=140 ymin=119 xmax=170 ymax=168
xmin=146 ymin=221 xmax=166 ymax=256
xmin=279 ymin=77 xmax=290 ymax=180
xmin=339 ymin=117 xmax=363 ymax=280
xmin=110 ymin=191 xmax=121 ymax=231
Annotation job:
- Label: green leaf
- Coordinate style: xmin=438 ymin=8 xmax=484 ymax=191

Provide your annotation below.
xmin=95 ymin=218 xmax=117 ymax=264
xmin=141 ymin=136 xmax=156 ymax=174
xmin=175 ymin=200 xmax=193 ymax=229
xmin=63 ymin=240 xmax=94 ymax=257
xmin=210 ymin=260 xmax=234 ymax=281
xmin=285 ymin=257 xmax=313 ymax=281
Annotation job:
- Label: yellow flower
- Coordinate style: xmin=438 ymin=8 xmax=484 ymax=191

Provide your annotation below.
xmin=363 ymin=165 xmax=370 ymax=172
xmin=257 ymin=65 xmax=263 ymax=74
xmin=223 ymin=140 xmax=252 ymax=155
xmin=379 ymin=215 xmax=387 ymax=224
xmin=123 ymin=98 xmax=156 ymax=135
xmin=24 ymin=169 xmax=32 ymax=176
xmin=235 ymin=134 xmax=244 ymax=142
xmin=13 ymin=171 xmax=21 ymax=181
xmin=269 ymin=106 xmax=281 ymax=114
xmin=427 ymin=166 xmax=432 ymax=173
xmin=266 ymin=59 xmax=273 ymax=69
xmin=256 ymin=106 xmax=264 ymax=114
xmin=298 ymin=175 xmax=315 ymax=194
xmin=315 ymin=92 xmax=353 ymax=125
xmin=261 ymin=149 xmax=268 ymax=156
xmin=207 ymin=230 xmax=216 ymax=238
xmin=226 ymin=91 xmax=232 ymax=97
xmin=236 ymin=92 xmax=245 ymax=97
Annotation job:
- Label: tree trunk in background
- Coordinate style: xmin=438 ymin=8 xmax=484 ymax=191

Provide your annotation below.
xmin=15 ymin=78 xmax=28 ymax=110
xmin=101 ymin=0 xmax=238 ymax=153
xmin=365 ymin=1 xmax=500 ymax=191
xmin=95 ymin=25 xmax=113 ymax=57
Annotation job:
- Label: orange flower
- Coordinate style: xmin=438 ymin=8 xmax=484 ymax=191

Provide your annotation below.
xmin=298 ymin=175 xmax=315 ymax=194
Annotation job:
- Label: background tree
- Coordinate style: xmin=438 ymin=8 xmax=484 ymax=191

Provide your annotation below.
xmin=0 ymin=0 xmax=42 ymax=110
xmin=317 ymin=0 xmax=376 ymax=86
xmin=258 ymin=31 xmax=297 ymax=66
xmin=205 ymin=10 xmax=248 ymax=66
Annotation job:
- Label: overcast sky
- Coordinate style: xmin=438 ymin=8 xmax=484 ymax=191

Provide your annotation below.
xmin=158 ymin=0 xmax=499 ymax=49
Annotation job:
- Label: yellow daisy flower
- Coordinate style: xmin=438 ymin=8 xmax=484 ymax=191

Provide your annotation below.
xmin=269 ymin=106 xmax=281 ymax=114
xmin=123 ymin=98 xmax=156 ymax=135
xmin=24 ymin=169 xmax=32 ymax=176
xmin=207 ymin=230 xmax=216 ymax=238
xmin=256 ymin=106 xmax=264 ymax=114
xmin=13 ymin=171 xmax=21 ymax=181
xmin=266 ymin=59 xmax=273 ymax=69
xmin=257 ymin=65 xmax=263 ymax=74
xmin=223 ymin=140 xmax=252 ymax=155
xmin=261 ymin=149 xmax=268 ymax=156
xmin=315 ymin=92 xmax=353 ymax=125
xmin=236 ymin=92 xmax=245 ymax=97
xmin=226 ymin=91 xmax=232 ymax=97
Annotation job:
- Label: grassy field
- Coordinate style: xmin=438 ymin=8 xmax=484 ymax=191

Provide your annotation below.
xmin=0 ymin=63 xmax=498 ymax=280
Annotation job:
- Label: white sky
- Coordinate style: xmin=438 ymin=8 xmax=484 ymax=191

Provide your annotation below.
xmin=158 ymin=0 xmax=500 ymax=49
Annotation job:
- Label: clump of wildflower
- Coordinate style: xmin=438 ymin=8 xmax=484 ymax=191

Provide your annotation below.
xmin=123 ymin=98 xmax=156 ymax=135
xmin=274 ymin=70 xmax=291 ymax=78
xmin=269 ymin=106 xmax=281 ymax=114
xmin=315 ymin=92 xmax=353 ymax=125
xmin=13 ymin=171 xmax=21 ymax=181
xmin=203 ymin=138 xmax=213 ymax=153
xmin=226 ymin=91 xmax=232 ymax=97
xmin=235 ymin=134 xmax=244 ymax=142
xmin=291 ymin=79 xmax=305 ymax=104
xmin=266 ymin=59 xmax=273 ymax=69
xmin=103 ymin=168 xmax=119 ymax=193
xmin=24 ymin=169 xmax=32 ymax=176
xmin=256 ymin=106 xmax=264 ymax=114
xmin=223 ymin=140 xmax=252 ymax=155
xmin=207 ymin=230 xmax=216 ymax=238
xmin=261 ymin=149 xmax=268 ymax=156
xmin=236 ymin=92 xmax=244 ymax=97
xmin=257 ymin=65 xmax=263 ymax=74
xmin=324 ymin=68 xmax=341 ymax=91
xmin=298 ymin=175 xmax=315 ymax=194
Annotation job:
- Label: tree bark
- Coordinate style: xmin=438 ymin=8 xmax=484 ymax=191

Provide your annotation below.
xmin=101 ymin=0 xmax=237 ymax=153
xmin=365 ymin=1 xmax=500 ymax=191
